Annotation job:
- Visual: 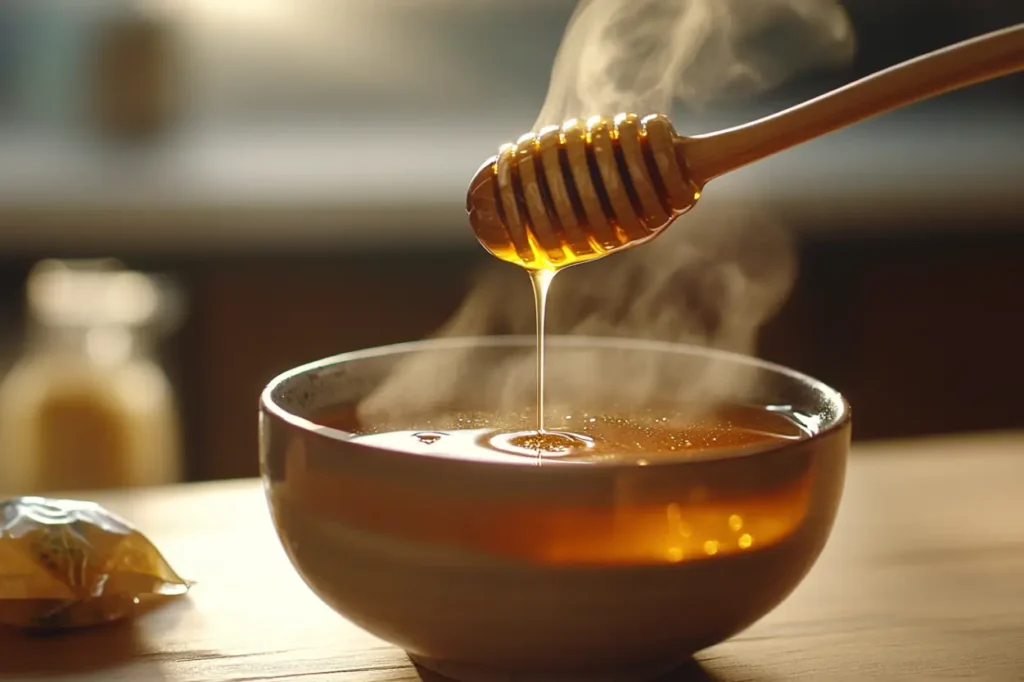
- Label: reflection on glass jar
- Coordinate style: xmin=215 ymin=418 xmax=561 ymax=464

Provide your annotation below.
xmin=0 ymin=259 xmax=183 ymax=494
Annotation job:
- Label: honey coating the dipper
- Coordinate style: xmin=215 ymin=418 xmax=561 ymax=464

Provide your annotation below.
xmin=0 ymin=496 xmax=189 ymax=629
xmin=467 ymin=113 xmax=702 ymax=270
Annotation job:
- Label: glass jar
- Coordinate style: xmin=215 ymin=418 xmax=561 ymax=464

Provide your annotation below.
xmin=0 ymin=259 xmax=183 ymax=494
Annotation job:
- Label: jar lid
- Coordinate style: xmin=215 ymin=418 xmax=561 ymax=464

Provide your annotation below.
xmin=27 ymin=258 xmax=182 ymax=333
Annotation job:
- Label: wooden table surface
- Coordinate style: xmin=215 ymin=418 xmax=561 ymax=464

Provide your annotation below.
xmin=2 ymin=432 xmax=1023 ymax=682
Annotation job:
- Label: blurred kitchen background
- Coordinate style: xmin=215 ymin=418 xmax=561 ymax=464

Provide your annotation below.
xmin=0 ymin=0 xmax=1020 ymax=492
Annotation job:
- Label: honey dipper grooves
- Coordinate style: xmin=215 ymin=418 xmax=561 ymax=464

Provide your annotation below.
xmin=467 ymin=113 xmax=702 ymax=271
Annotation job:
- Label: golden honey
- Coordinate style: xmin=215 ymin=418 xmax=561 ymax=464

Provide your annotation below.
xmin=299 ymin=405 xmax=816 ymax=566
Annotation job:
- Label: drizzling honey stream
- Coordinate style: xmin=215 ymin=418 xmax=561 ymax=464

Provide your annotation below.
xmin=465 ymin=112 xmax=702 ymax=456
xmin=465 ymin=25 xmax=1023 ymax=457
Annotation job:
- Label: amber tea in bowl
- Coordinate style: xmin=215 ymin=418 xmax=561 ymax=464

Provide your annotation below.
xmin=260 ymin=336 xmax=850 ymax=682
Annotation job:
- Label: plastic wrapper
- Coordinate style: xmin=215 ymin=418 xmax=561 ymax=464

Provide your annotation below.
xmin=0 ymin=496 xmax=189 ymax=629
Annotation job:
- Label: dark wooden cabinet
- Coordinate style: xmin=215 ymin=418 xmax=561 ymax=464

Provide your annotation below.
xmin=0 ymin=229 xmax=1019 ymax=483
xmin=159 ymin=228 xmax=1023 ymax=481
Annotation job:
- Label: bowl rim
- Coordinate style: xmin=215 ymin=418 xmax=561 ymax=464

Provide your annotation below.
xmin=260 ymin=335 xmax=851 ymax=469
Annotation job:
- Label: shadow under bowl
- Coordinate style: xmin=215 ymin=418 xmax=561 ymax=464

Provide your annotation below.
xmin=259 ymin=336 xmax=850 ymax=682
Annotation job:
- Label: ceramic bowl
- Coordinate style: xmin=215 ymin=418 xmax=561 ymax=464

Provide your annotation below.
xmin=260 ymin=336 xmax=850 ymax=682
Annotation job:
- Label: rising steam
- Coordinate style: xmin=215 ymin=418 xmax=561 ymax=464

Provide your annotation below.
xmin=535 ymin=0 xmax=854 ymax=128
xmin=359 ymin=0 xmax=853 ymax=425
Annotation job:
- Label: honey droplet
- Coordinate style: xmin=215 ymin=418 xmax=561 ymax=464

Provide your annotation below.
xmin=413 ymin=431 xmax=447 ymax=445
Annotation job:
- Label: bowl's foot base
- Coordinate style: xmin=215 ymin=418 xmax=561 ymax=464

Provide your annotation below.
xmin=408 ymin=653 xmax=688 ymax=682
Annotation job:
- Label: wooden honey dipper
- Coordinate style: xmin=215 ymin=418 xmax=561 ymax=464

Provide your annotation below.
xmin=467 ymin=24 xmax=1024 ymax=270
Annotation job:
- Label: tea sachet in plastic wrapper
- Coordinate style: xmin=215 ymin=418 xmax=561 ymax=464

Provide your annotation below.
xmin=0 ymin=496 xmax=190 ymax=629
